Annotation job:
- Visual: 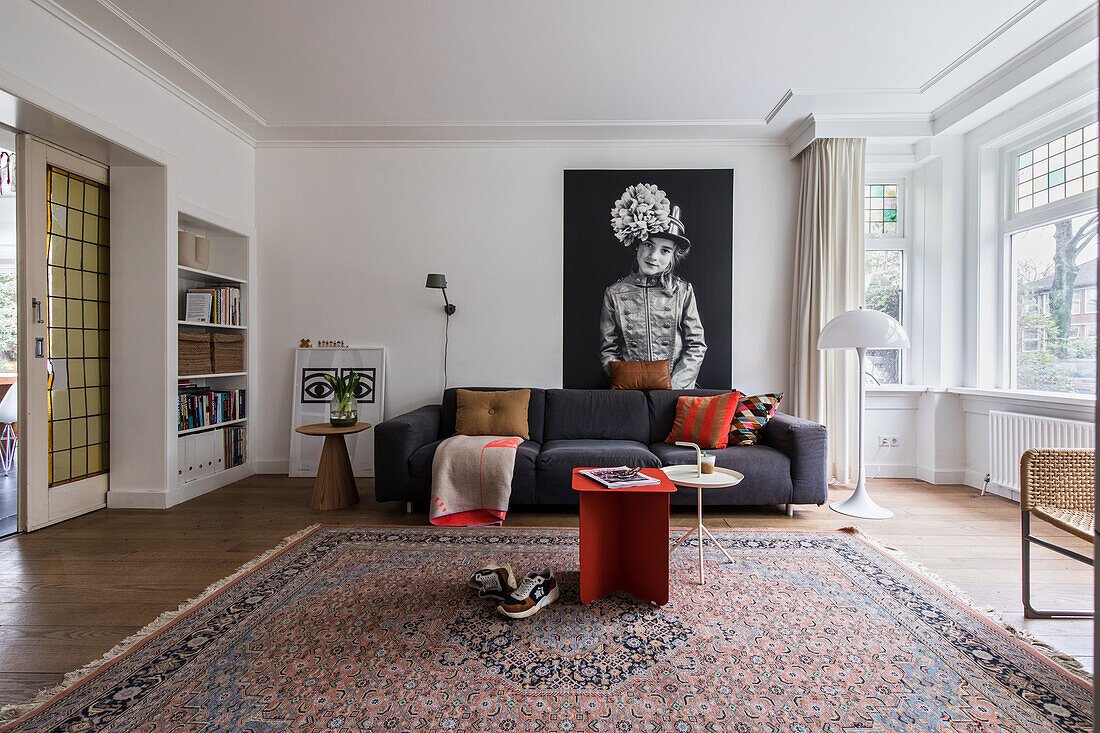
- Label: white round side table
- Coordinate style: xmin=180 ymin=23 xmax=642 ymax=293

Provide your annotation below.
xmin=662 ymin=463 xmax=744 ymax=585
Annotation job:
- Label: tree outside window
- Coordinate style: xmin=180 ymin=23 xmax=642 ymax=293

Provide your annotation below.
xmin=865 ymin=249 xmax=902 ymax=384
xmin=1013 ymin=213 xmax=1097 ymax=394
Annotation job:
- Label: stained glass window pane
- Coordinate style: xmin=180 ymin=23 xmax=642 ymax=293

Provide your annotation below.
xmin=1017 ymin=123 xmax=1099 ymax=212
xmin=865 ymin=183 xmax=900 ymax=236
xmin=46 ymin=165 xmax=109 ymax=487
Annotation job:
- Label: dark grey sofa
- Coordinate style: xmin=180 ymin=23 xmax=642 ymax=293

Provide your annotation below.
xmin=374 ymin=387 xmax=828 ymax=510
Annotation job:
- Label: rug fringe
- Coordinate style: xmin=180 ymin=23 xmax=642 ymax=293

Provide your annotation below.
xmin=839 ymin=526 xmax=1093 ymax=686
xmin=0 ymin=524 xmax=321 ymax=723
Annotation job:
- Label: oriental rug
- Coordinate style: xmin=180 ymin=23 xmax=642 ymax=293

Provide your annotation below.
xmin=1 ymin=526 xmax=1091 ymax=733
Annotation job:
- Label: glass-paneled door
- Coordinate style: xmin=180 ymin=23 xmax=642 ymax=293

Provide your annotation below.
xmin=18 ymin=137 xmax=108 ymax=530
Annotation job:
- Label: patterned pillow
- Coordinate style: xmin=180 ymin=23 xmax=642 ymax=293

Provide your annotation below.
xmin=665 ymin=392 xmax=742 ymax=450
xmin=728 ymin=392 xmax=783 ymax=445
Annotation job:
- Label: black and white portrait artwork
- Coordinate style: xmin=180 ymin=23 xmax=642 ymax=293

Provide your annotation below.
xmin=563 ymin=170 xmax=733 ymax=389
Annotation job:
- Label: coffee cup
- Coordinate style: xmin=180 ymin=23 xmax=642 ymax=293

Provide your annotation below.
xmin=701 ymin=454 xmax=716 ymax=474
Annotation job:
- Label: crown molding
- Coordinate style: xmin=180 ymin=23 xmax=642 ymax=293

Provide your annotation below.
xmin=22 ymin=0 xmax=1098 ymax=147
xmin=931 ymin=6 xmax=1099 ymax=134
xmin=919 ymin=0 xmax=1048 ymax=92
xmin=28 ymin=0 xmax=256 ymax=146
xmin=254 ymin=137 xmax=791 ymax=150
xmin=96 ymin=0 xmax=267 ymax=127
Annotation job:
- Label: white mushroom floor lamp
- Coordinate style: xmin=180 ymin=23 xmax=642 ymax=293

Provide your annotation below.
xmin=817 ymin=308 xmax=910 ymax=519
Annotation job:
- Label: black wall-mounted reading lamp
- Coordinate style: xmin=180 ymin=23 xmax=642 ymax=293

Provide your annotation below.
xmin=425 ymin=273 xmax=456 ymax=315
xmin=425 ymin=273 xmax=455 ymax=391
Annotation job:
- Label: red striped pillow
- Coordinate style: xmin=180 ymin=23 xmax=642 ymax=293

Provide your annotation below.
xmin=664 ymin=392 xmax=742 ymax=450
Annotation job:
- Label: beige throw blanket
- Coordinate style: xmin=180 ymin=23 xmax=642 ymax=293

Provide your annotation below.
xmin=429 ymin=434 xmax=522 ymax=526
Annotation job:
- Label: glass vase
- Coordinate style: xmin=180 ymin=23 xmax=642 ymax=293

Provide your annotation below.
xmin=329 ymin=395 xmax=358 ymax=427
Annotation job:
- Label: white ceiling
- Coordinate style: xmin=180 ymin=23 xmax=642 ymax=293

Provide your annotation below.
xmin=46 ymin=0 xmax=1100 ymax=142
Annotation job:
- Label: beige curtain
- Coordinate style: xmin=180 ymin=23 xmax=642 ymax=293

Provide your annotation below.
xmin=789 ymin=138 xmax=865 ymax=485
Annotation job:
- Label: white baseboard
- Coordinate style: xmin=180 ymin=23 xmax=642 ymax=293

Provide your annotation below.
xmin=865 ymin=464 xmax=965 ymax=485
xmin=255 ymin=459 xmax=289 ymax=474
xmin=865 ymin=464 xmax=917 ymax=479
xmin=107 ymin=490 xmax=168 ymax=509
xmin=914 ymin=466 xmax=966 ymax=485
xmin=965 ymin=468 xmax=1019 ymax=502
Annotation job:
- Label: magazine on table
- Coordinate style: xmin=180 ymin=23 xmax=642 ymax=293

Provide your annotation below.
xmin=579 ymin=466 xmax=660 ymax=488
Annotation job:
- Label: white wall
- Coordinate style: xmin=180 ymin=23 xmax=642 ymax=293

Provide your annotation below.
xmin=255 ymin=143 xmax=799 ymax=470
xmin=0 ymin=0 xmax=256 ymax=505
xmin=0 ymin=0 xmax=254 ymax=226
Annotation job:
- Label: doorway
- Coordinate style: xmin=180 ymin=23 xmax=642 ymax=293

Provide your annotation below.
xmin=17 ymin=137 xmax=109 ymax=531
xmin=0 ymin=130 xmax=16 ymax=538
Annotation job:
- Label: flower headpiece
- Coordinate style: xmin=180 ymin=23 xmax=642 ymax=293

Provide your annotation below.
xmin=610 ymin=183 xmax=672 ymax=246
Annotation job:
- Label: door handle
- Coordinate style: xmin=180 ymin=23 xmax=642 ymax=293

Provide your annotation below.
xmin=31 ymin=298 xmax=43 ymax=324
xmin=35 ymin=338 xmax=44 ymax=358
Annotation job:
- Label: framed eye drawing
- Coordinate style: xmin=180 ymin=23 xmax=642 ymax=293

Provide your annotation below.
xmin=290 ymin=347 xmax=386 ymax=478
xmin=301 ymin=368 xmax=338 ymax=403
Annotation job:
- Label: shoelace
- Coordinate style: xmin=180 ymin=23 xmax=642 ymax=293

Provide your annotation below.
xmin=513 ymin=574 xmax=544 ymax=597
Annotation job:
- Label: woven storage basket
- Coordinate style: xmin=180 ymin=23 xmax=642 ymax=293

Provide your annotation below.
xmin=178 ymin=332 xmax=212 ymax=375
xmin=212 ymin=333 xmax=244 ymax=373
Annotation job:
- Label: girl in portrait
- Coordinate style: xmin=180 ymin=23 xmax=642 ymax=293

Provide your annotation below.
xmin=599 ymin=183 xmax=707 ymax=388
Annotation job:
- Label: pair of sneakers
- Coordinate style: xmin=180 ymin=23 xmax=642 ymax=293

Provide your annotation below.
xmin=467 ymin=562 xmax=560 ymax=619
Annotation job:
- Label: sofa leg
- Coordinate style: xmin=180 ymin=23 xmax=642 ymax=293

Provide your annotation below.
xmin=786 ymin=504 xmax=794 ymax=517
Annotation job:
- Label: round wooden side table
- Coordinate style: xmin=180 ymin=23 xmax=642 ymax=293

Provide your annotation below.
xmin=294 ymin=422 xmax=371 ymax=510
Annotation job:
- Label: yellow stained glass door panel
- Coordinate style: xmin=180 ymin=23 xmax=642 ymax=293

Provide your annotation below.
xmin=46 ymin=165 xmax=109 ymax=486
xmin=18 ymin=137 xmax=108 ymax=530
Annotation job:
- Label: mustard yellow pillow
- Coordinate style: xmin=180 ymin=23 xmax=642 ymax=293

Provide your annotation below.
xmin=454 ymin=389 xmax=531 ymax=440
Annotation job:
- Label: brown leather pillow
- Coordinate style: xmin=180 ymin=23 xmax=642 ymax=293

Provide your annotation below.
xmin=454 ymin=389 xmax=531 ymax=440
xmin=609 ymin=360 xmax=672 ymax=390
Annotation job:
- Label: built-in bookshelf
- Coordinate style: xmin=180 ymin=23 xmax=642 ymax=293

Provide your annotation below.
xmin=174 ymin=210 xmax=254 ymax=500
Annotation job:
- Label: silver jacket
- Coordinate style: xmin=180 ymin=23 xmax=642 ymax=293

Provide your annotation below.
xmin=599 ymin=273 xmax=707 ymax=389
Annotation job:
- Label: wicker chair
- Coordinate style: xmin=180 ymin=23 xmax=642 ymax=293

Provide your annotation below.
xmin=1020 ymin=448 xmax=1095 ymax=619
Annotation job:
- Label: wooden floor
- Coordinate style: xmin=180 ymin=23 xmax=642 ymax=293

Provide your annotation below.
xmin=0 ymin=476 xmax=1093 ymax=706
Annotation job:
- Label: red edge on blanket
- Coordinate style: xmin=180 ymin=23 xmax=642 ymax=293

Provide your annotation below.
xmin=430 ymin=436 xmax=523 ymax=527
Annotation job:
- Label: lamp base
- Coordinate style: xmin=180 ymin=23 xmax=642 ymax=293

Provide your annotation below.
xmin=830 ymin=481 xmax=893 ymax=519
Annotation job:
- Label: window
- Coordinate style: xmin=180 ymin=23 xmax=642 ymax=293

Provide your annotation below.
xmin=1011 ymin=211 xmax=1097 ymax=394
xmin=1016 ymin=122 xmax=1098 ymax=212
xmin=864 ymin=181 xmax=905 ymax=384
xmin=865 ymin=184 xmax=899 ymax=236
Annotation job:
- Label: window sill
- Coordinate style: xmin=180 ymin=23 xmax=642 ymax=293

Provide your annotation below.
xmin=866 ymin=385 xmax=930 ymax=394
xmin=947 ymin=387 xmax=1096 ymax=411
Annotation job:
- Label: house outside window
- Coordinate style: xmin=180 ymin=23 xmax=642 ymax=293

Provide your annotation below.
xmin=1009 ymin=120 xmax=1098 ymax=395
xmin=864 ymin=181 xmax=905 ymax=384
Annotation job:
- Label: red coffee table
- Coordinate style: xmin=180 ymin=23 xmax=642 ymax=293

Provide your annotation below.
xmin=571 ymin=467 xmax=677 ymax=606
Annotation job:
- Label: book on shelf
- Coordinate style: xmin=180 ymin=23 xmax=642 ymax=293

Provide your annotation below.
xmin=578 ymin=466 xmax=660 ymax=488
xmin=184 ymin=286 xmax=243 ymax=326
xmin=178 ymin=386 xmax=246 ymax=431
xmin=184 ymin=293 xmax=212 ymax=322
xmin=224 ymin=425 xmax=246 ymax=468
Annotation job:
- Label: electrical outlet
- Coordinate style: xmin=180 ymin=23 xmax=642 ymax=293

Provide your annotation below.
xmin=888 ymin=436 xmax=899 ymax=447
xmin=878 ymin=435 xmax=899 ymax=447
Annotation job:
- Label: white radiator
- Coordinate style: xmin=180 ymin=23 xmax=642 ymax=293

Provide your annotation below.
xmin=988 ymin=410 xmax=1094 ymax=494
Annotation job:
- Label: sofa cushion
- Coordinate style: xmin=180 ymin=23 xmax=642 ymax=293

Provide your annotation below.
xmin=409 ymin=438 xmax=541 ymax=504
xmin=442 ymin=388 xmax=545 ymax=443
xmin=609 ymin=359 xmax=672 ymax=390
xmin=665 ymin=392 xmax=742 ymax=449
xmin=535 ymin=439 xmax=660 ymax=502
xmin=544 ymin=389 xmax=649 ymax=442
xmin=645 ymin=388 xmax=728 ymax=444
xmin=650 ymin=441 xmax=793 ymax=505
xmin=455 ymin=388 xmax=531 ymax=440
xmin=729 ymin=392 xmax=784 ymax=446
